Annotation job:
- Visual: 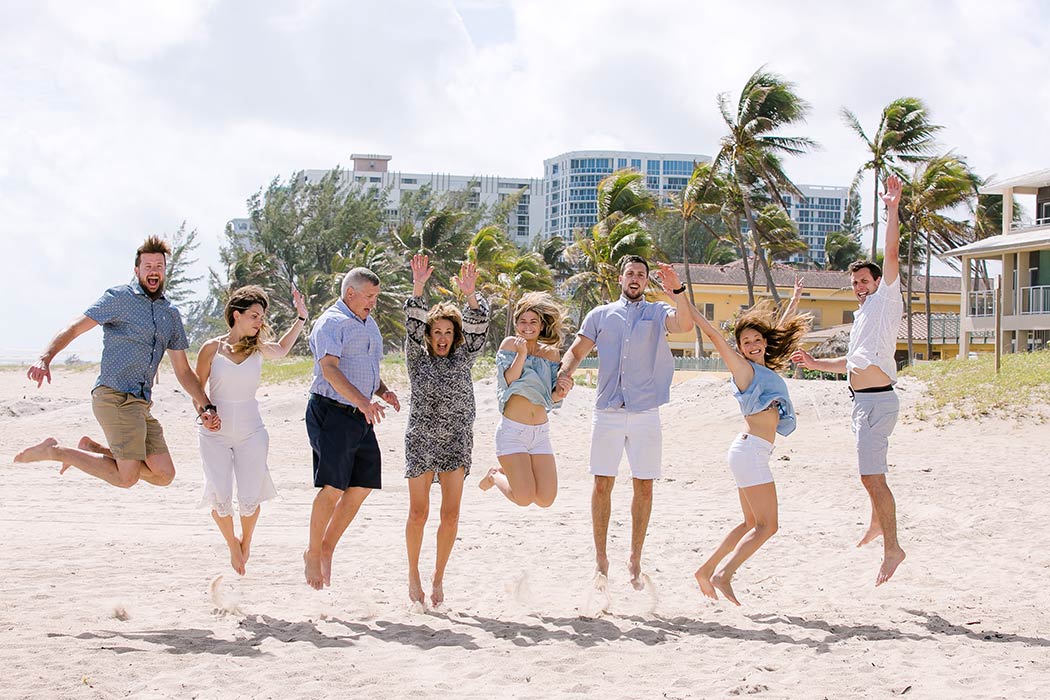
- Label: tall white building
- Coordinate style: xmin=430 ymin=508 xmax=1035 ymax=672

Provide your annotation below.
xmin=542 ymin=150 xmax=711 ymax=240
xmin=300 ymin=154 xmax=545 ymax=244
xmin=781 ymin=184 xmax=849 ymax=266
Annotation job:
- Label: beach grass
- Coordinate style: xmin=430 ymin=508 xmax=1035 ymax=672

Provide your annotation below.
xmin=904 ymin=349 xmax=1050 ymax=422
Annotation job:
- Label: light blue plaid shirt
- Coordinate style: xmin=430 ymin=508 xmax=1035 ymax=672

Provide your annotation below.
xmin=578 ymin=295 xmax=673 ymax=412
xmin=308 ymin=299 xmax=383 ymax=405
xmin=84 ymin=281 xmax=189 ymax=401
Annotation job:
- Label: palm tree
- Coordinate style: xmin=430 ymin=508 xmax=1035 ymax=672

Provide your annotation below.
xmin=824 ymin=190 xmax=864 ymax=270
xmin=898 ymin=154 xmax=979 ymax=361
xmin=468 ymin=225 xmax=554 ymax=339
xmin=714 ymin=66 xmax=816 ymax=304
xmin=565 ymin=215 xmax=656 ymax=309
xmin=331 ymin=239 xmax=412 ymax=348
xmin=841 ymin=97 xmax=942 ymax=261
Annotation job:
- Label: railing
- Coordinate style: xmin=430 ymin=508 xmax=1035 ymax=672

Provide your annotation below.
xmin=969 ymin=290 xmax=996 ymax=317
xmin=577 ymin=356 xmax=728 ymax=372
xmin=1009 ymin=216 xmax=1050 ymax=232
xmin=1021 ymin=285 xmax=1050 ymax=314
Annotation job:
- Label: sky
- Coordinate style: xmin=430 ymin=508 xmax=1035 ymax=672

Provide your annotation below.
xmin=2 ymin=0 xmax=1047 ymax=361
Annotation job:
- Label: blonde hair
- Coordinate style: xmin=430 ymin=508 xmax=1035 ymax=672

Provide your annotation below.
xmin=514 ymin=292 xmax=566 ymax=348
xmin=224 ymin=285 xmax=274 ymax=356
xmin=733 ymin=300 xmax=812 ymax=372
xmin=424 ymin=302 xmax=465 ymax=357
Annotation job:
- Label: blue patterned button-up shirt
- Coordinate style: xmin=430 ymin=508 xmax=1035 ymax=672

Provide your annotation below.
xmin=578 ymin=295 xmax=674 ymax=412
xmin=309 ymin=299 xmax=384 ymax=405
xmin=84 ymin=281 xmax=189 ymax=401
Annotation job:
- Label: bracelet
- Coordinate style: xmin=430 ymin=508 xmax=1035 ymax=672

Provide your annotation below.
xmin=200 ymin=403 xmax=217 ymax=415
xmin=672 ymin=284 xmax=687 ymax=295
xmin=298 ymin=316 xmax=307 ymax=321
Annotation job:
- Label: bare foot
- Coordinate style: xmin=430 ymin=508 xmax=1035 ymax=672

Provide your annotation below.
xmin=304 ymin=550 xmax=324 ymax=590
xmin=430 ymin=575 xmax=444 ymax=607
xmin=228 ymin=538 xmax=246 ymax=576
xmin=627 ymin=558 xmax=646 ymax=591
xmin=711 ymin=571 xmax=741 ymax=606
xmin=319 ymin=545 xmax=333 ymax=587
xmin=14 ymin=437 xmax=58 ymax=464
xmin=875 ymin=547 xmax=906 ymax=586
xmin=857 ymin=524 xmax=883 ymax=547
xmin=478 ymin=466 xmax=501 ymax=491
xmin=694 ymin=565 xmax=718 ymax=601
xmin=240 ymin=538 xmax=252 ymax=565
xmin=77 ymin=436 xmax=110 ymax=455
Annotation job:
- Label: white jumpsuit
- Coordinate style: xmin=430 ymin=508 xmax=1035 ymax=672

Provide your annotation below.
xmin=198 ymin=351 xmax=277 ymax=516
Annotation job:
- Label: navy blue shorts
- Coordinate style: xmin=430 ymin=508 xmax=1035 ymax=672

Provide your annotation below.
xmin=306 ymin=394 xmax=382 ymax=490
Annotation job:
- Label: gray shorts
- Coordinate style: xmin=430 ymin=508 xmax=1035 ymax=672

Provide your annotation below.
xmin=851 ymin=390 xmax=899 ymax=476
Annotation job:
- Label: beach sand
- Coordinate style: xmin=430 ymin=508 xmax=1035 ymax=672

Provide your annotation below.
xmin=2 ymin=366 xmax=1049 ymax=699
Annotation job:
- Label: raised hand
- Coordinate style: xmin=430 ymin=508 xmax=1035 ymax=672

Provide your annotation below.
xmin=791 ymin=275 xmax=805 ymax=303
xmin=654 ymin=262 xmax=683 ymax=295
xmin=411 ymin=254 xmax=434 ymax=287
xmin=881 ymin=175 xmax=902 ymax=210
xmin=452 ymin=261 xmax=478 ymax=297
xmin=27 ymin=358 xmax=52 ymax=388
xmin=292 ymin=286 xmax=308 ymax=320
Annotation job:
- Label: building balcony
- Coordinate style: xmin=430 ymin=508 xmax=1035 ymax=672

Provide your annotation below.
xmin=1009 ymin=216 xmax=1050 ymax=233
xmin=1022 ymin=285 xmax=1050 ymax=314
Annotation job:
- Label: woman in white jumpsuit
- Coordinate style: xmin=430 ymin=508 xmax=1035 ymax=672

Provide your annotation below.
xmin=195 ymin=285 xmax=308 ymax=575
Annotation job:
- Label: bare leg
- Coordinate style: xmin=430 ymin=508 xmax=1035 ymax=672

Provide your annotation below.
xmin=861 ymin=474 xmax=906 ymax=586
xmin=320 ymin=487 xmax=371 ymax=586
xmin=711 ymin=482 xmax=779 ymax=606
xmin=695 ymin=489 xmax=756 ymax=601
xmin=432 ymin=468 xmax=465 ymax=606
xmin=239 ymin=507 xmax=260 ymax=565
xmin=857 ymin=487 xmax=882 ymax=546
xmin=16 ymin=438 xmax=144 ymax=488
xmin=592 ymin=476 xmax=615 ymax=577
xmin=406 ymin=473 xmax=432 ymax=606
xmin=627 ymin=478 xmax=653 ymax=590
xmin=212 ymin=510 xmax=245 ymax=575
xmin=529 ymin=454 xmax=558 ymax=508
xmin=78 ymin=436 xmax=113 ymax=458
xmin=305 ymin=486 xmax=341 ymax=590
xmin=491 ymin=453 xmax=537 ymax=506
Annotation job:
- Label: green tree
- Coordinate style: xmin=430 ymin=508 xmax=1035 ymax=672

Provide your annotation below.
xmin=468 ymin=225 xmax=554 ymax=340
xmin=841 ymin=97 xmax=942 ymax=261
xmin=164 ymin=222 xmax=202 ymax=304
xmin=824 ymin=190 xmax=864 ymax=270
xmin=714 ymin=66 xmax=816 ymax=304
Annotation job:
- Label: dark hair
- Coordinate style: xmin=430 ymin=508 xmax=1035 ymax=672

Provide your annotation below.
xmin=733 ymin=300 xmax=812 ymax=373
xmin=224 ymin=285 xmax=273 ymax=356
xmin=135 ymin=235 xmax=171 ymax=266
xmin=619 ymin=254 xmax=649 ymax=274
xmin=848 ymin=260 xmax=882 ymax=280
xmin=424 ymin=302 xmax=465 ymax=357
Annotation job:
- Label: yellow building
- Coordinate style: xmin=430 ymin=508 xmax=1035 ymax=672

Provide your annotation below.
xmin=664 ymin=261 xmax=972 ymax=358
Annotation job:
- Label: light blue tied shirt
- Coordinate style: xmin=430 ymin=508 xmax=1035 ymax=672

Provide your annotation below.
xmin=731 ymin=361 xmax=796 ymax=437
xmin=495 ymin=349 xmax=561 ymax=414
xmin=578 ymin=296 xmax=674 ymax=412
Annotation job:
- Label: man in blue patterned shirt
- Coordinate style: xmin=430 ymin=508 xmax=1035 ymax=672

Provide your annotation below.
xmin=15 ymin=236 xmax=220 ymax=488
xmin=303 ymin=267 xmax=401 ymax=590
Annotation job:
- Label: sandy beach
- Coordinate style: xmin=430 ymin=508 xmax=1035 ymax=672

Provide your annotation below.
xmin=2 ymin=365 xmax=1049 ymax=699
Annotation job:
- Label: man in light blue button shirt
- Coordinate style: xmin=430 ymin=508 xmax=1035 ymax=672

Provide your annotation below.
xmin=560 ymin=255 xmax=693 ymax=591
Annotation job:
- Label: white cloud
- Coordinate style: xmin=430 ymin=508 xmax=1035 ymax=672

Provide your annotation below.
xmin=2 ymin=0 xmax=1047 ymax=358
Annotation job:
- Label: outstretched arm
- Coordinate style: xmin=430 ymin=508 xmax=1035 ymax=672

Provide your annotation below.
xmin=27 ymin=315 xmax=98 ymax=387
xmin=881 ymin=175 xmax=901 ymax=285
xmin=687 ymin=304 xmax=753 ymax=391
xmin=791 ymin=349 xmax=847 ymax=375
xmin=558 ymin=334 xmax=596 ymax=380
xmin=654 ymin=262 xmax=694 ymax=333
xmin=262 ymin=287 xmax=308 ymax=359
xmin=779 ymin=275 xmax=805 ymax=325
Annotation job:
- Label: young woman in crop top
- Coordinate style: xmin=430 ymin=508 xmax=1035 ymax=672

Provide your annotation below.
xmin=689 ymin=282 xmax=811 ymax=605
xmin=479 ymin=292 xmax=573 ymax=508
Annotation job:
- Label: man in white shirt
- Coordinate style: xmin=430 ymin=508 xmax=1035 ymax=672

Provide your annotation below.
xmin=793 ymin=175 xmax=906 ymax=586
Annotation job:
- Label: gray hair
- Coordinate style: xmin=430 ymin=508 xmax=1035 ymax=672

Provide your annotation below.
xmin=340 ymin=267 xmax=381 ymax=298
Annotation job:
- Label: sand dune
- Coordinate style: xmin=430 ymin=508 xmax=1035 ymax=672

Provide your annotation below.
xmin=1 ymin=367 xmax=1048 ymax=699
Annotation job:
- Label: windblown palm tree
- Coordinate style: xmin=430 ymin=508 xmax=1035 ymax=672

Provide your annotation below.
xmin=714 ymin=66 xmax=816 ymax=304
xmin=898 ymin=154 xmax=979 ymax=361
xmin=468 ymin=225 xmax=554 ymax=339
xmin=841 ymin=97 xmax=942 ymax=261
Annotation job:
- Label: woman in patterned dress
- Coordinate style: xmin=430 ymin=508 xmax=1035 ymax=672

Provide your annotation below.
xmin=404 ymin=253 xmax=489 ymax=607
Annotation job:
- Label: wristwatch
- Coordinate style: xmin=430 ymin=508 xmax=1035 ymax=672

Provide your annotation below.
xmin=672 ymin=285 xmax=687 ymax=295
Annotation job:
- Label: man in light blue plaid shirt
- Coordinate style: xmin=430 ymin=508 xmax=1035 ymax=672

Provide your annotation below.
xmin=15 ymin=236 xmax=220 ymax=488
xmin=303 ymin=267 xmax=401 ymax=590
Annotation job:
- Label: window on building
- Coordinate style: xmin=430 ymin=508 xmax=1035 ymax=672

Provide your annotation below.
xmin=618 ymin=158 xmax=627 ymax=169
xmin=631 ymin=159 xmax=641 ymax=170
xmin=703 ymin=303 xmax=715 ymax=321
xmin=402 ymin=178 xmax=417 ymax=184
xmin=842 ymin=310 xmax=854 ymax=324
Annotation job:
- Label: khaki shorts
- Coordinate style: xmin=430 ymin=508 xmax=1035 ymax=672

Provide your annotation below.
xmin=91 ymin=386 xmax=168 ymax=461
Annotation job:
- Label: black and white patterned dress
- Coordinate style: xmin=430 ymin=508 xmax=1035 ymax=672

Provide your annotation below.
xmin=404 ymin=294 xmax=489 ymax=480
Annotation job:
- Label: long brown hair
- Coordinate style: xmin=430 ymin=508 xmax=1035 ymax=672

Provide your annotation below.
xmin=224 ymin=285 xmax=274 ymax=356
xmin=514 ymin=292 xmax=566 ymax=348
xmin=733 ymin=300 xmax=812 ymax=372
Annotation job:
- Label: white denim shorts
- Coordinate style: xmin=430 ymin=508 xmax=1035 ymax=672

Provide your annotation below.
xmin=727 ymin=433 xmax=775 ymax=488
xmin=589 ymin=407 xmax=662 ymax=479
xmin=495 ymin=416 xmax=554 ymax=457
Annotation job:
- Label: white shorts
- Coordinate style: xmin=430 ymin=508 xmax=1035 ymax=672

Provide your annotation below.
xmin=726 ymin=433 xmax=775 ymax=488
xmin=495 ymin=416 xmax=554 ymax=457
xmin=589 ymin=407 xmax=662 ymax=479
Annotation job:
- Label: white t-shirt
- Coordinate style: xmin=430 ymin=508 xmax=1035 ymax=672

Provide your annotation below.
xmin=847 ymin=276 xmax=904 ymax=384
